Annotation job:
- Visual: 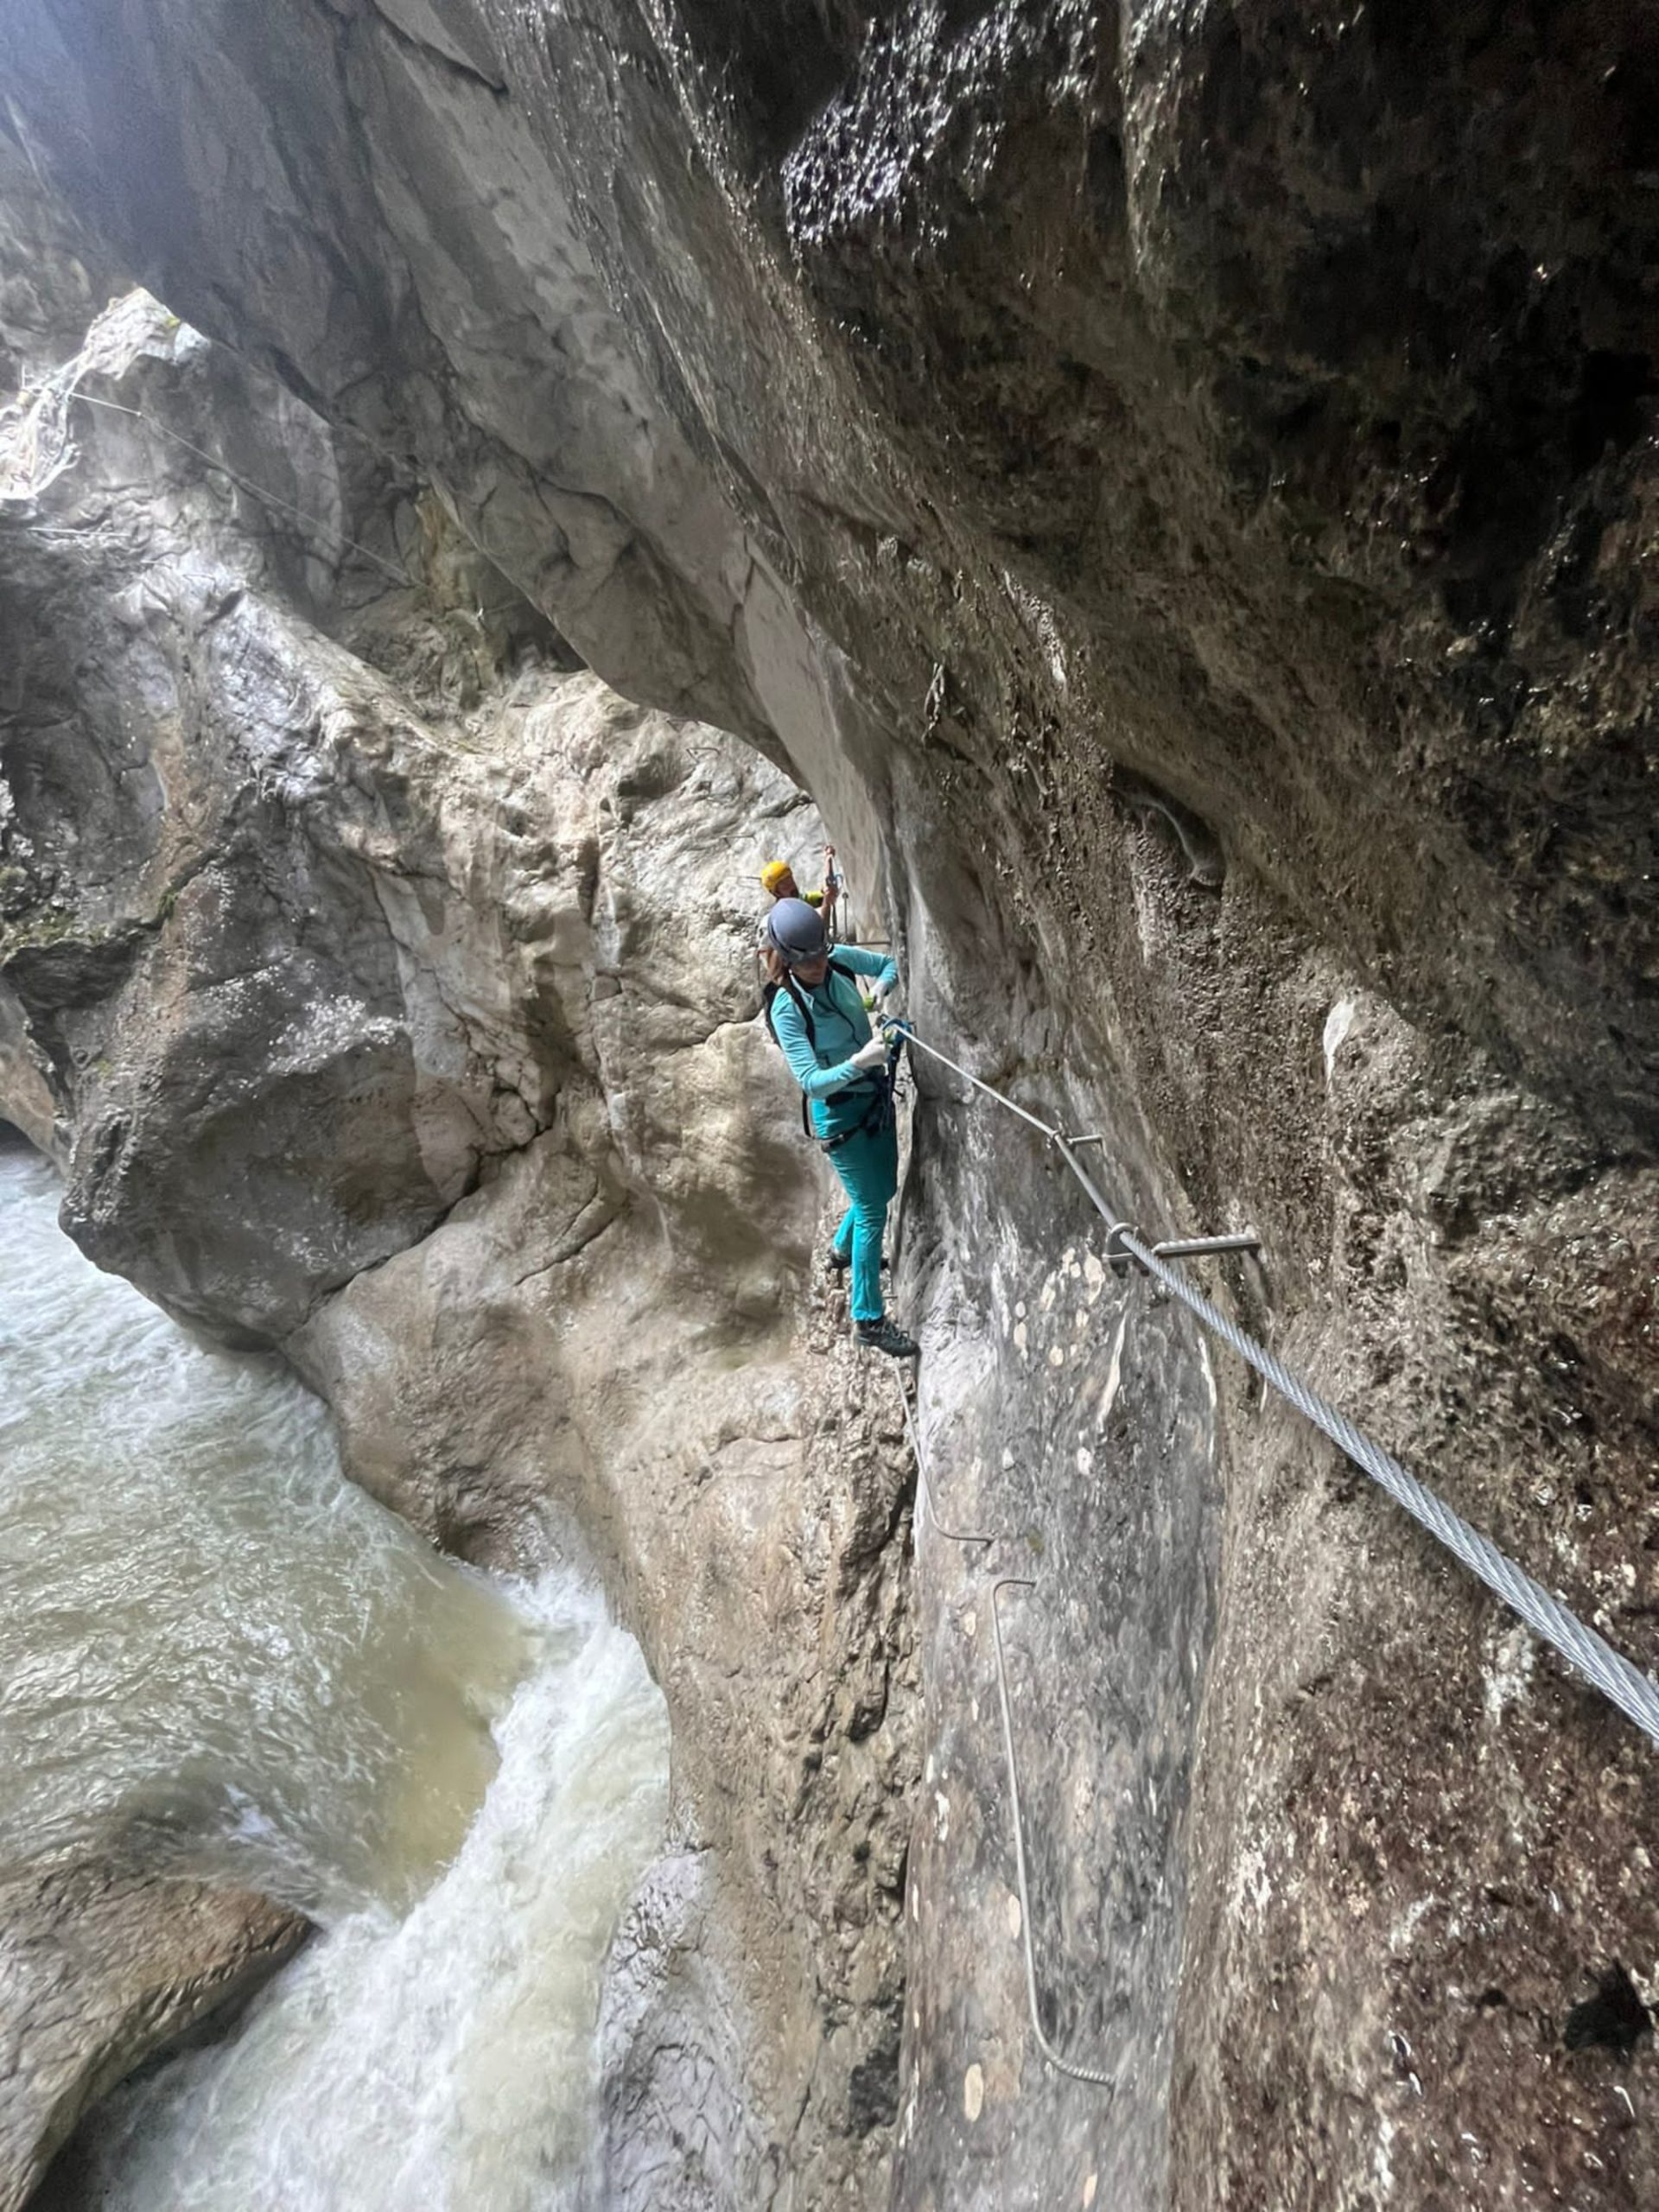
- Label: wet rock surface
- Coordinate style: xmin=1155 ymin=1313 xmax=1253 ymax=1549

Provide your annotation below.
xmin=891 ymin=1110 xmax=1219 ymax=2212
xmin=0 ymin=248 xmax=915 ymax=2204
xmin=3 ymin=7 xmax=1658 ymax=2209
xmin=0 ymin=1854 xmax=303 ymax=2212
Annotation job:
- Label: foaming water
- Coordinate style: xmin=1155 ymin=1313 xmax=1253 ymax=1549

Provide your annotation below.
xmin=2 ymin=1145 xmax=671 ymax=2205
xmin=73 ymin=1582 xmax=668 ymax=2212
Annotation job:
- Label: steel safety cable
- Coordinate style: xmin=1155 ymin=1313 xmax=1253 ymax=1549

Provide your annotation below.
xmin=893 ymin=1020 xmax=1659 ymax=1749
xmin=894 ymin=1368 xmax=997 ymax=1548
xmin=893 ymin=1021 xmax=1063 ymax=1145
xmin=889 ymin=1362 xmax=1110 ymax=2070
xmin=890 ymin=1361 xmax=1117 ymax=2088
xmin=73 ymin=392 xmax=416 ymax=587
xmin=989 ymin=1576 xmax=1120 ymax=2091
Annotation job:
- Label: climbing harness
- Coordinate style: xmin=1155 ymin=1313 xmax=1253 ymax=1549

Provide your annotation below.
xmin=765 ymin=962 xmax=901 ymax=1150
xmin=763 ymin=957 xmax=872 ymax=1141
xmin=818 ymin=1076 xmax=895 ymax=1156
xmin=893 ymin=1019 xmax=1659 ymax=1749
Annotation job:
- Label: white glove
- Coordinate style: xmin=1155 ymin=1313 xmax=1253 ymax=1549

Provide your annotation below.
xmin=849 ymin=1035 xmax=889 ymax=1071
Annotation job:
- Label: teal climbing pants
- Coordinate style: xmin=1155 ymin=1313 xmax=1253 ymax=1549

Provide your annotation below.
xmin=828 ymin=1116 xmax=898 ymax=1325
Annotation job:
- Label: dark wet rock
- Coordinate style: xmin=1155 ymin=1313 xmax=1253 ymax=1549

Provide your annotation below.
xmin=1565 ymin=1964 xmax=1653 ymax=2059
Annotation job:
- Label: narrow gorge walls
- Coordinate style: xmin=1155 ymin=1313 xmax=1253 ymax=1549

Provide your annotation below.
xmin=0 ymin=184 xmax=915 ymax=2205
xmin=3 ymin=5 xmax=1657 ymax=2208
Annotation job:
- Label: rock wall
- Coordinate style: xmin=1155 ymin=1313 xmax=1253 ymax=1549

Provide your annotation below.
xmin=3 ymin=8 xmax=1658 ymax=2210
xmin=0 ymin=1860 xmax=303 ymax=2212
xmin=0 ymin=226 xmax=914 ymax=2206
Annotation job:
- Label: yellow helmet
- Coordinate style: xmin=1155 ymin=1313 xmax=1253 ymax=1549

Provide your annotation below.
xmin=760 ymin=859 xmax=795 ymax=894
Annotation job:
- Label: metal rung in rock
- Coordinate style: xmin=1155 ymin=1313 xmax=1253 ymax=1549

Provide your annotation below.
xmin=1105 ymin=1225 xmax=1262 ymax=1277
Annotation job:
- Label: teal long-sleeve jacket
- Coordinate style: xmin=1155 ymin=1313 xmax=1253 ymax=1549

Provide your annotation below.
xmin=769 ymin=945 xmax=899 ymax=1138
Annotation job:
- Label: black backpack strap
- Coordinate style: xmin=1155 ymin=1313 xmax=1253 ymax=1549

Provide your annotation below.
xmin=766 ymin=967 xmax=873 ymax=1142
xmin=763 ymin=970 xmax=817 ymax=1053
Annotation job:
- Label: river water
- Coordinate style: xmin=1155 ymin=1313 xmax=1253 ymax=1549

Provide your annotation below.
xmin=0 ymin=1141 xmax=669 ymax=2209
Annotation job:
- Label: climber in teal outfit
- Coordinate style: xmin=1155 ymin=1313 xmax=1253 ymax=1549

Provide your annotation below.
xmin=763 ymin=899 xmax=917 ymax=1360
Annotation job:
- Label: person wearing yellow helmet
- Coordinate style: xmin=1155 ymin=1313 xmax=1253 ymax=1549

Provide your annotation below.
xmin=760 ymin=846 xmax=839 ymax=922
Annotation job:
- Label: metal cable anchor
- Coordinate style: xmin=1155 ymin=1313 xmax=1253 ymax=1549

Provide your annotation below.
xmin=1105 ymin=1224 xmax=1262 ymax=1277
xmin=1047 ymin=1133 xmax=1262 ymax=1277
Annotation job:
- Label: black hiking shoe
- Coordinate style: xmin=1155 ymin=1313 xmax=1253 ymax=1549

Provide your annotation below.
xmin=856 ymin=1316 xmax=918 ymax=1359
xmin=827 ymin=1249 xmax=890 ymax=1276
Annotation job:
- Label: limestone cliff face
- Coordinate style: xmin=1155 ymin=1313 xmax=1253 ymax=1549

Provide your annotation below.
xmin=0 ymin=213 xmax=914 ymax=2208
xmin=3 ymin=9 xmax=1658 ymax=2211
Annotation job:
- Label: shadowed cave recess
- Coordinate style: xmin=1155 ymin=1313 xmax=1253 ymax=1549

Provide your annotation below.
xmin=1 ymin=3 xmax=1657 ymax=2209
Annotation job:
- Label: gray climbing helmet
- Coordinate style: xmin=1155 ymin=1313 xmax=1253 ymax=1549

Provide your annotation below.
xmin=767 ymin=897 xmax=828 ymax=966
